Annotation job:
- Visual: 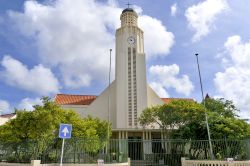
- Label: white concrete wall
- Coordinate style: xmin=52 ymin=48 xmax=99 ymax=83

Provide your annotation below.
xmin=136 ymin=53 xmax=148 ymax=122
xmin=147 ymin=85 xmax=164 ymax=107
xmin=0 ymin=115 xmax=16 ymax=126
xmin=181 ymin=158 xmax=250 ymax=166
xmin=61 ymin=82 xmax=117 ymax=128
xmin=0 ymin=163 xmax=30 ymax=166
xmin=61 ymin=105 xmax=88 ymax=117
xmin=86 ymin=81 xmax=117 ymax=128
xmin=0 ymin=118 xmax=9 ymax=126
xmin=115 ymin=27 xmax=128 ymax=129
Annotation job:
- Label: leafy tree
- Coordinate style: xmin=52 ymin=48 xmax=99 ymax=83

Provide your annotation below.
xmin=204 ymin=97 xmax=249 ymax=139
xmin=208 ymin=112 xmax=250 ymax=139
xmin=139 ymin=99 xmax=207 ymax=139
xmin=139 ymin=98 xmax=250 ymax=140
xmin=0 ymin=97 xmax=111 ymax=142
xmin=0 ymin=97 xmax=111 ymax=162
xmin=139 ymin=97 xmax=250 ymax=159
xmin=203 ymin=97 xmax=239 ymax=118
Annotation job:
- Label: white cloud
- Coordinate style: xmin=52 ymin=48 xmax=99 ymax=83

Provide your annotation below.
xmin=185 ymin=0 xmax=228 ymax=42
xmin=171 ymin=3 xmax=177 ymax=16
xmin=0 ymin=55 xmax=59 ymax=95
xmin=214 ymin=35 xmax=250 ymax=118
xmin=224 ymin=35 xmax=250 ymax=67
xmin=18 ymin=97 xmax=43 ymax=111
xmin=0 ymin=99 xmax=11 ymax=114
xmin=8 ymin=0 xmax=120 ymax=88
xmin=149 ymin=64 xmax=194 ymax=97
xmin=133 ymin=5 xmax=143 ymax=14
xmin=139 ymin=16 xmax=174 ymax=58
xmin=8 ymin=0 xmax=174 ymax=88
xmin=149 ymin=82 xmax=169 ymax=98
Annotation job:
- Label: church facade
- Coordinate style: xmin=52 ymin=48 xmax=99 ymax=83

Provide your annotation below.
xmin=55 ymin=8 xmax=187 ymax=140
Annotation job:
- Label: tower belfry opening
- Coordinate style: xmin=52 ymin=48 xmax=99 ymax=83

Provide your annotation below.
xmin=120 ymin=7 xmax=138 ymax=27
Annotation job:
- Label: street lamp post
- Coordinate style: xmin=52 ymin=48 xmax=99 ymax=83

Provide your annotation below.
xmin=105 ymin=49 xmax=112 ymax=155
xmin=108 ymin=49 xmax=112 ymax=138
xmin=195 ymin=53 xmax=214 ymax=159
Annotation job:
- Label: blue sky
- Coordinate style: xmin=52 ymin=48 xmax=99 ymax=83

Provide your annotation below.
xmin=1 ymin=0 xmax=250 ymax=119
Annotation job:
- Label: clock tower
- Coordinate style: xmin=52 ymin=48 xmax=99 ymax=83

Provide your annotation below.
xmin=57 ymin=7 xmax=166 ymax=138
xmin=81 ymin=7 xmax=164 ymax=132
xmin=116 ymin=8 xmax=148 ymax=129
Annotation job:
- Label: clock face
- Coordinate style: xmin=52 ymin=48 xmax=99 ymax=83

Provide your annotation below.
xmin=127 ymin=36 xmax=135 ymax=44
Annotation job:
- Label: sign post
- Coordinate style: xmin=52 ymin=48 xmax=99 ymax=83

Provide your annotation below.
xmin=59 ymin=124 xmax=72 ymax=166
xmin=60 ymin=138 xmax=65 ymax=166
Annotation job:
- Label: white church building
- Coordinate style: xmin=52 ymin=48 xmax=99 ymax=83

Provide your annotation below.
xmin=55 ymin=7 xmax=189 ymax=140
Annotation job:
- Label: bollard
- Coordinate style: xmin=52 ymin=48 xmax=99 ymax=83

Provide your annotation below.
xmin=181 ymin=157 xmax=186 ymax=166
xmin=128 ymin=158 xmax=131 ymax=166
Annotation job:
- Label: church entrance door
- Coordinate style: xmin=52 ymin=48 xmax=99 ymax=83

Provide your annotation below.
xmin=128 ymin=136 xmax=143 ymax=160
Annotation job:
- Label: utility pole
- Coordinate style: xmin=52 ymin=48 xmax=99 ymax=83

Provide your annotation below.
xmin=195 ymin=53 xmax=214 ymax=159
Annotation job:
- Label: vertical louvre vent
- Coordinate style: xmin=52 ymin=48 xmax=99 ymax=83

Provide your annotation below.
xmin=128 ymin=47 xmax=132 ymax=126
xmin=133 ymin=48 xmax=137 ymax=126
xmin=128 ymin=47 xmax=138 ymax=127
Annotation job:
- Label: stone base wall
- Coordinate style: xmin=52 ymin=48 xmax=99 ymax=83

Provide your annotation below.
xmin=181 ymin=157 xmax=250 ymax=166
xmin=0 ymin=160 xmax=130 ymax=166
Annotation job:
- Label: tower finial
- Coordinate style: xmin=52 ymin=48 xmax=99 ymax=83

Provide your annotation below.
xmin=126 ymin=2 xmax=132 ymax=8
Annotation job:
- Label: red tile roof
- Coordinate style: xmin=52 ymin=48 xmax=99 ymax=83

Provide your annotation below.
xmin=161 ymin=98 xmax=194 ymax=104
xmin=55 ymin=94 xmax=194 ymax=106
xmin=0 ymin=113 xmax=16 ymax=119
xmin=55 ymin=94 xmax=97 ymax=105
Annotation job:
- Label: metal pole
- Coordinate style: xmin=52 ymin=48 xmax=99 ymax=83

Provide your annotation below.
xmin=60 ymin=138 xmax=65 ymax=166
xmin=108 ymin=49 xmax=112 ymax=138
xmin=195 ymin=53 xmax=214 ymax=159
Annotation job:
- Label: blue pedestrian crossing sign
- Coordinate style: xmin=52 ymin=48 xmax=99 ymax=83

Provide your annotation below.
xmin=59 ymin=124 xmax=72 ymax=139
